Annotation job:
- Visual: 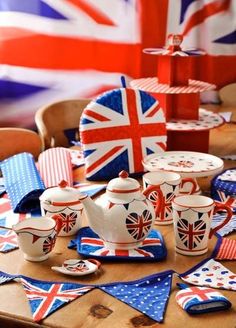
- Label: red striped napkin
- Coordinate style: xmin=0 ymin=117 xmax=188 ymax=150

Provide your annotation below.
xmin=38 ymin=147 xmax=73 ymax=187
xmin=215 ymin=237 xmax=236 ymax=260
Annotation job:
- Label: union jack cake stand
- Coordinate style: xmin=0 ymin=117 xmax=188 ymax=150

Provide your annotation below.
xmin=68 ymin=227 xmax=167 ymax=262
xmin=142 ymin=151 xmax=224 ymax=195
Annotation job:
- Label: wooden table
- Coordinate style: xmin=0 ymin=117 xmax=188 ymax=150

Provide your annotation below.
xmin=0 ymin=105 xmax=236 ymax=328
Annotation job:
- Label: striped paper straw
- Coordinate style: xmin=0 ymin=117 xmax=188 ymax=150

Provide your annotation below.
xmin=38 ymin=147 xmax=73 ymax=187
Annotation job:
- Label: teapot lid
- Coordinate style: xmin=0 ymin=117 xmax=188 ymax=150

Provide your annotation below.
xmin=107 ymin=171 xmax=140 ymax=194
xmin=40 ymin=180 xmax=80 ymax=203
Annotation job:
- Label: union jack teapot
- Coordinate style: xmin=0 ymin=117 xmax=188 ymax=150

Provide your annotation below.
xmin=78 ymin=171 xmax=161 ymax=250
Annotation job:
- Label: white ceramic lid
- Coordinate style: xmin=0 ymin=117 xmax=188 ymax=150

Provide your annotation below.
xmin=40 ymin=180 xmax=80 ymax=203
xmin=106 ymin=171 xmax=140 ymax=194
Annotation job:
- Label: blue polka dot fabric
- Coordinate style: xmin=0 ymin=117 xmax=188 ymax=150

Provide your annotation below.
xmin=211 ymin=168 xmax=236 ymax=212
xmin=1 ymin=152 xmax=45 ymax=213
xmin=99 ymin=270 xmax=173 ymax=323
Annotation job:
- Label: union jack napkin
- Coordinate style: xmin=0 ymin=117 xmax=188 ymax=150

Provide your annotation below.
xmin=0 ymin=194 xmax=31 ymax=229
xmin=1 ymin=152 xmax=45 ymax=213
xmin=20 ymin=276 xmax=94 ymax=322
xmin=38 ymin=147 xmax=73 ymax=187
xmin=212 ymin=236 xmax=236 ymax=260
xmin=179 ymin=258 xmax=236 ymax=291
xmin=175 ymin=283 xmax=231 ymax=314
xmin=68 ymin=227 xmax=167 ymax=261
xmin=100 ymin=270 xmax=173 ymax=323
xmin=80 ymin=88 xmax=166 ymax=180
xmin=0 ymin=228 xmax=18 ymax=253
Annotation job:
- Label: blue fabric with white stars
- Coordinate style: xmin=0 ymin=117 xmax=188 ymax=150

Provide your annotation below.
xmin=99 ymin=270 xmax=174 ymax=323
xmin=1 ymin=152 xmax=45 ymax=213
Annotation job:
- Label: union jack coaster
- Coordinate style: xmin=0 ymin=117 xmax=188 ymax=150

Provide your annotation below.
xmin=0 ymin=228 xmax=18 ymax=253
xmin=176 ymin=283 xmax=231 ymax=314
xmin=68 ymin=227 xmax=167 ymax=261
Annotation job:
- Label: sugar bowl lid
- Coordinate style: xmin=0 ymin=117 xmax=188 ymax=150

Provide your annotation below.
xmin=106 ymin=171 xmax=140 ymax=194
xmin=40 ymin=180 xmax=81 ymax=206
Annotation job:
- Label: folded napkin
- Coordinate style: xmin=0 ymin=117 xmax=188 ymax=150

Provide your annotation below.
xmin=176 ymin=283 xmax=231 ymax=314
xmin=1 ymin=152 xmax=45 ymax=213
xmin=38 ymin=147 xmax=73 ymax=187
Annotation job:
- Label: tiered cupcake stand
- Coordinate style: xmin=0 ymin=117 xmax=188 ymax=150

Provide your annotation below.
xmin=130 ymin=34 xmax=224 ymax=153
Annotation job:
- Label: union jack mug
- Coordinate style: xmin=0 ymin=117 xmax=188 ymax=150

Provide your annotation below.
xmin=172 ymin=195 xmax=232 ymax=256
xmin=143 ymin=171 xmax=182 ymax=225
xmin=12 ymin=217 xmax=62 ymax=262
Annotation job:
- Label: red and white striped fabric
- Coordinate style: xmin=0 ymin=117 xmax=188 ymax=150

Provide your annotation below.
xmin=38 ymin=147 xmax=73 ymax=187
xmin=215 ymin=237 xmax=236 ymax=260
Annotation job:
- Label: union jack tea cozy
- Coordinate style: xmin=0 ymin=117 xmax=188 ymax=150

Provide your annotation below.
xmin=80 ymin=88 xmax=167 ymax=180
xmin=211 ymin=168 xmax=236 ymax=213
xmin=68 ymin=227 xmax=167 ymax=261
xmin=1 ymin=152 xmax=45 ymax=213
xmin=175 ymin=283 xmax=231 ymax=314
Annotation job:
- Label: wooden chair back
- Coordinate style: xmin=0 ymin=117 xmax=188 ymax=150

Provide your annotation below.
xmin=0 ymin=128 xmax=43 ymax=161
xmin=35 ymin=99 xmax=90 ymax=149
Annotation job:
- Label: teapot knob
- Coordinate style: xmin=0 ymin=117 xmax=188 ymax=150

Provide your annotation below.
xmin=119 ymin=171 xmax=129 ymax=179
xmin=58 ymin=180 xmax=68 ymax=188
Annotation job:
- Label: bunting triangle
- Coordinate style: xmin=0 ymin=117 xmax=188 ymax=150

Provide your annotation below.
xmin=0 ymin=271 xmax=19 ymax=285
xmin=20 ymin=276 xmax=94 ymax=322
xmin=99 ymin=270 xmax=174 ymax=323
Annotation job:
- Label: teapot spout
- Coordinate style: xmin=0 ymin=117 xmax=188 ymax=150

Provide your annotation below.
xmin=78 ymin=193 xmax=105 ymax=237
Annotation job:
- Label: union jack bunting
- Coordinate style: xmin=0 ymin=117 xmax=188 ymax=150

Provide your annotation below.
xmin=0 ymin=271 xmax=20 ymax=285
xmin=0 ymin=194 xmax=31 ymax=229
xmin=69 ymin=227 xmax=167 ymax=261
xmin=177 ymin=218 xmax=206 ymax=250
xmin=80 ymin=88 xmax=166 ymax=180
xmin=126 ymin=210 xmax=153 ymax=240
xmin=20 ymin=276 xmax=94 ymax=322
xmin=0 ymin=228 xmax=18 ymax=253
xmin=100 ymin=270 xmax=173 ymax=323
xmin=176 ymin=283 xmax=231 ymax=314
xmin=180 ymin=258 xmax=236 ymax=291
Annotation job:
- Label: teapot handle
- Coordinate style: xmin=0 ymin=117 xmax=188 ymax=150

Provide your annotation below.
xmin=51 ymin=215 xmax=63 ymax=235
xmin=143 ymin=186 xmax=164 ymax=217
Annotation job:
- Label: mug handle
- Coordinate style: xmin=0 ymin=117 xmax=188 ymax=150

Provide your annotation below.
xmin=209 ymin=202 xmax=233 ymax=239
xmin=143 ymin=185 xmax=164 ymax=217
xmin=51 ymin=214 xmax=63 ymax=235
xmin=181 ymin=178 xmax=198 ymax=194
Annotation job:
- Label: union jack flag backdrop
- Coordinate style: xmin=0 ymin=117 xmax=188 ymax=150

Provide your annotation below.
xmin=0 ymin=0 xmax=235 ymax=127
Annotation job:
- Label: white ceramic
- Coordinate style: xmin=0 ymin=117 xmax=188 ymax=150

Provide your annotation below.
xmin=143 ymin=171 xmax=181 ymax=225
xmin=51 ymin=259 xmax=101 ymax=276
xmin=142 ymin=151 xmax=224 ymax=178
xmin=178 ymin=178 xmax=200 ymax=195
xmin=77 ymin=171 xmax=159 ymax=250
xmin=12 ymin=217 xmax=62 ymax=262
xmin=172 ymin=195 xmax=232 ymax=256
xmin=40 ymin=180 xmax=83 ymax=236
